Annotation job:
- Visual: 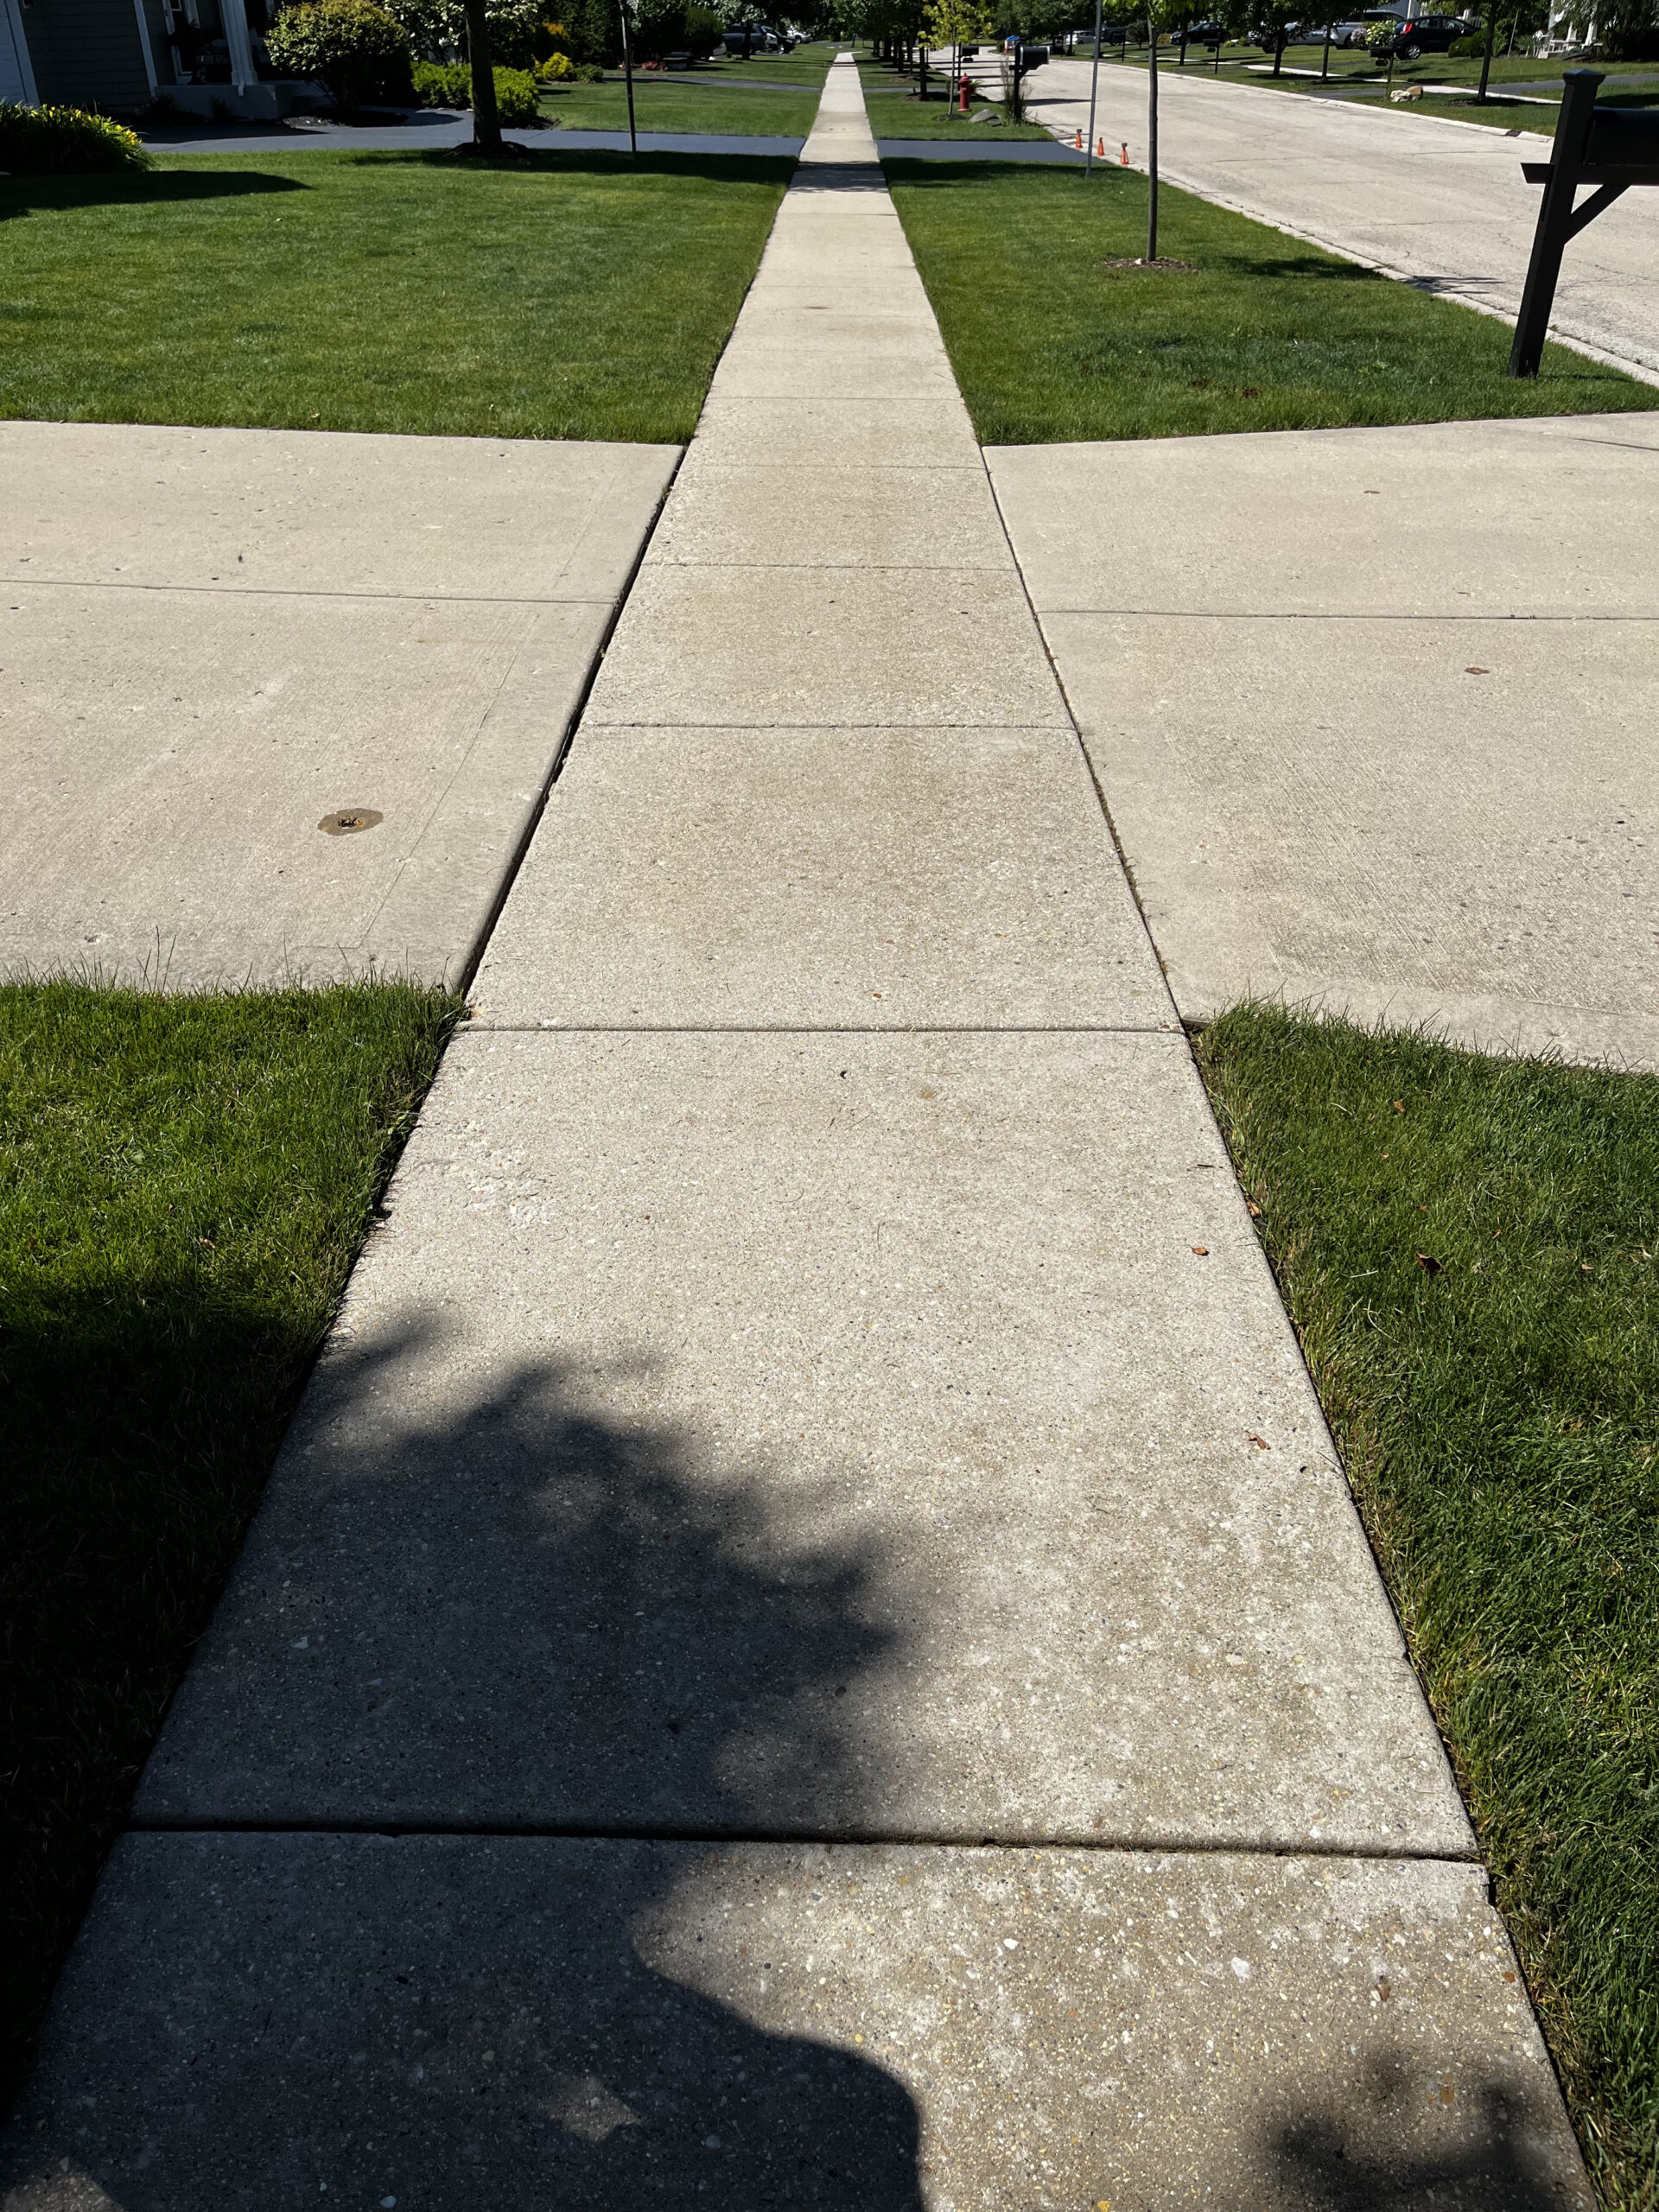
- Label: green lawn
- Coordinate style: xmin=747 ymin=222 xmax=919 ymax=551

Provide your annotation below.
xmin=1347 ymin=90 xmax=1557 ymax=129
xmin=886 ymin=160 xmax=1659 ymax=443
xmin=0 ymin=982 xmax=458 ymax=2109
xmin=1197 ymin=1005 xmax=1659 ymax=2212
xmin=0 ymin=147 xmax=791 ymax=441
xmin=857 ymin=55 xmax=1051 ymax=137
xmin=541 ymin=73 xmax=818 ymax=134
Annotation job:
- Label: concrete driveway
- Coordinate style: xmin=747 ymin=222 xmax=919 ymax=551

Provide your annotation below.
xmin=990 ymin=409 xmax=1659 ymax=1066
xmin=1023 ymin=55 xmax=1659 ymax=379
xmin=0 ymin=423 xmax=675 ymax=991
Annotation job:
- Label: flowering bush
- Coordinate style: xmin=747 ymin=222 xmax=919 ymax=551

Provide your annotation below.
xmin=266 ymin=0 xmax=412 ymax=107
xmin=0 ymin=103 xmax=151 ymax=173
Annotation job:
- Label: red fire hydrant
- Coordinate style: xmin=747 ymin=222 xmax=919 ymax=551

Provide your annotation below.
xmin=958 ymin=70 xmax=971 ymax=111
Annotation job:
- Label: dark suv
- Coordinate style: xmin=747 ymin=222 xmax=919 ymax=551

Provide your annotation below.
xmin=1368 ymin=12 xmax=1472 ymax=55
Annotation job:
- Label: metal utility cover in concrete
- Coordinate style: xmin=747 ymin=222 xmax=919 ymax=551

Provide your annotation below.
xmin=0 ymin=1835 xmax=1590 ymax=2211
xmin=0 ymin=424 xmax=675 ymax=989
xmin=989 ymin=416 xmax=1659 ymax=1065
xmin=137 ymin=1029 xmax=1469 ymax=1855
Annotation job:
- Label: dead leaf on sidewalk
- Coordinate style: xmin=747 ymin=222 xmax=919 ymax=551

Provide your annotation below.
xmin=1245 ymin=1432 xmax=1269 ymax=1450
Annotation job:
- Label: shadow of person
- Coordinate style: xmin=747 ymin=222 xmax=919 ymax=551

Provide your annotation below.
xmin=1268 ymin=2051 xmax=1574 ymax=2212
xmin=0 ymin=1325 xmax=926 ymax=2209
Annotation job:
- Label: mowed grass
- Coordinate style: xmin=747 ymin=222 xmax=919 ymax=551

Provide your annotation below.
xmin=886 ymin=159 xmax=1659 ymax=441
xmin=540 ymin=75 xmax=819 ymax=134
xmin=1198 ymin=1005 xmax=1659 ymax=2209
xmin=0 ymin=149 xmax=791 ymax=441
xmin=0 ymin=981 xmax=459 ymax=2107
xmin=857 ymin=57 xmax=1052 ymax=138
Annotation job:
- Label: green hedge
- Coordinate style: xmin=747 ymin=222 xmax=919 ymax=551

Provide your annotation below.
xmin=267 ymin=0 xmax=412 ymax=107
xmin=410 ymin=60 xmax=542 ymax=121
xmin=0 ymin=104 xmax=150 ymax=175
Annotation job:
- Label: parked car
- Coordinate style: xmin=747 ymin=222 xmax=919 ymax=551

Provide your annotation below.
xmin=1363 ymin=10 xmax=1475 ymax=52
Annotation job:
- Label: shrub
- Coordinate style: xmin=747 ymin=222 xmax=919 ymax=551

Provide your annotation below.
xmin=1448 ymin=29 xmax=1488 ymax=51
xmin=534 ymin=48 xmax=576 ymax=75
xmin=0 ymin=103 xmax=150 ymax=174
xmin=410 ymin=57 xmax=542 ymax=116
xmin=266 ymin=0 xmax=412 ymax=108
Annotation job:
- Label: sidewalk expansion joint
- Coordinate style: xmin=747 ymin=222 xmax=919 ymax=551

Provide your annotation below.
xmin=456 ymin=1021 xmax=1185 ymax=1036
xmin=1036 ymin=606 xmax=1652 ymax=623
xmin=8 ymin=576 xmax=620 ymax=607
xmin=126 ymin=1817 xmax=1485 ymax=1865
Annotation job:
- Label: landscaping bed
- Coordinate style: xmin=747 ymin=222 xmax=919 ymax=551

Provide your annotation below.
xmin=0 ymin=980 xmax=459 ymax=2108
xmin=0 ymin=147 xmax=791 ymax=442
xmin=1198 ymin=1004 xmax=1659 ymax=2211
xmin=886 ymin=159 xmax=1659 ymax=442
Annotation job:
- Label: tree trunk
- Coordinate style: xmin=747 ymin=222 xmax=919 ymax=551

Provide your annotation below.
xmin=466 ymin=0 xmax=501 ymax=150
xmin=1272 ymin=28 xmax=1286 ymax=72
xmin=1477 ymin=3 xmax=1497 ymax=96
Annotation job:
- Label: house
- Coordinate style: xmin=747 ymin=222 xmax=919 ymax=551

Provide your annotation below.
xmin=0 ymin=0 xmax=317 ymax=118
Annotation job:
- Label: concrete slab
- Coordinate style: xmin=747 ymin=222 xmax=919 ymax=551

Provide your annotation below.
xmin=136 ymin=1030 xmax=1469 ymax=1853
xmin=691 ymin=393 xmax=981 ymax=467
xmin=647 ymin=463 xmax=1002 ymax=569
xmin=710 ymin=350 xmax=963 ymax=399
xmin=987 ymin=415 xmax=1659 ymax=618
xmin=0 ymin=428 xmax=676 ymax=988
xmin=0 ymin=588 xmax=608 ymax=989
xmin=0 ymin=1834 xmax=1589 ymax=2211
xmin=1 ymin=421 xmax=677 ymax=604
xmin=1038 ymin=607 xmax=1659 ymax=1065
xmin=467 ymin=727 xmax=1171 ymax=1028
xmin=585 ymin=568 xmax=1068 ymax=727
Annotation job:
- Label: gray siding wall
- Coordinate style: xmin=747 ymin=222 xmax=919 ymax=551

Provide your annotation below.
xmin=21 ymin=0 xmax=150 ymax=107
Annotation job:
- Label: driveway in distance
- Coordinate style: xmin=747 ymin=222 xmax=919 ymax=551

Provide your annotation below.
xmin=1025 ymin=55 xmax=1659 ymax=378
xmin=0 ymin=423 xmax=675 ymax=990
xmin=991 ymin=409 xmax=1659 ymax=1066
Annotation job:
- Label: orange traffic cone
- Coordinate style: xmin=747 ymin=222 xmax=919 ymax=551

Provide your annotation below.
xmin=1118 ymin=139 xmax=1129 ymax=163
xmin=1096 ymin=136 xmax=1106 ymax=157
xmin=1073 ymin=127 xmax=1083 ymax=148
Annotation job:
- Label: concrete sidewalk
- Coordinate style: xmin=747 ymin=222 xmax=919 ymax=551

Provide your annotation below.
xmin=989 ymin=412 xmax=1659 ymax=1067
xmin=0 ymin=424 xmax=673 ymax=988
xmin=1026 ymin=54 xmax=1659 ymax=379
xmin=3 ymin=57 xmax=1591 ymax=2212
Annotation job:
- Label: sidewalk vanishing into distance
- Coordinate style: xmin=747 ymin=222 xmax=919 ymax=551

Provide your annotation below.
xmin=1027 ymin=53 xmax=1659 ymax=380
xmin=1 ymin=59 xmax=1592 ymax=2212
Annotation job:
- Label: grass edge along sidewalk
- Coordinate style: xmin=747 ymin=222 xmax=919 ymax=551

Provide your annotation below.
xmin=0 ymin=979 xmax=460 ymax=2113
xmin=0 ymin=149 xmax=791 ymax=443
xmin=1198 ymin=1003 xmax=1659 ymax=2212
xmin=886 ymin=159 xmax=1659 ymax=442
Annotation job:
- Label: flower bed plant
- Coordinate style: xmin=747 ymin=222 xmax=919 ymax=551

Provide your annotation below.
xmin=0 ymin=104 xmax=150 ymax=175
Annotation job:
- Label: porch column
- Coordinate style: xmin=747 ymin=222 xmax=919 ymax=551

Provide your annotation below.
xmin=220 ymin=0 xmax=256 ymax=90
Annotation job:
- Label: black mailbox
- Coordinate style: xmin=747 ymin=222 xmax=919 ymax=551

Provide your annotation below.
xmin=1510 ymin=71 xmax=1659 ymax=378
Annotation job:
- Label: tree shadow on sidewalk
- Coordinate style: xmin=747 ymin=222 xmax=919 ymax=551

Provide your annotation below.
xmin=0 ymin=1320 xmax=925 ymax=2208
